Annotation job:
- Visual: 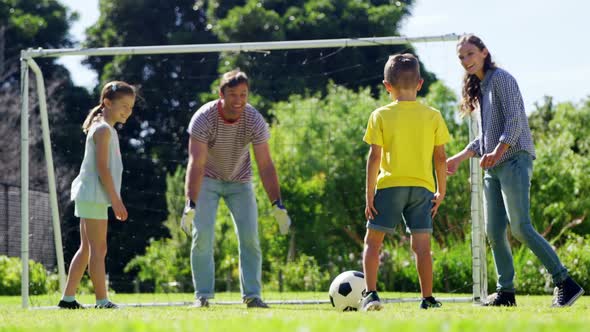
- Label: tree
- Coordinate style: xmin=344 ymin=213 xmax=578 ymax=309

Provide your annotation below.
xmin=83 ymin=0 xmax=220 ymax=288
xmin=1 ymin=1 xmax=94 ymax=272
xmin=0 ymin=0 xmax=90 ymax=195
xmin=529 ymin=98 xmax=590 ymax=239
xmin=208 ymin=0 xmax=436 ymax=111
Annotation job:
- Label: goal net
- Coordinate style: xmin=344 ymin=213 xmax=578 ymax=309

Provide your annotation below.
xmin=18 ymin=33 xmax=487 ymax=308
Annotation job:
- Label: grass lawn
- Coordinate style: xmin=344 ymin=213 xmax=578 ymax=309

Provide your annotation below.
xmin=0 ymin=292 xmax=588 ymax=332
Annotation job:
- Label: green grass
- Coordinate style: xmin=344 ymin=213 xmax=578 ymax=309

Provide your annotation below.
xmin=0 ymin=293 xmax=588 ymax=332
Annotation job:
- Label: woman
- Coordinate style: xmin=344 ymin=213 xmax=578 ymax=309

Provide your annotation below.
xmin=446 ymin=34 xmax=583 ymax=307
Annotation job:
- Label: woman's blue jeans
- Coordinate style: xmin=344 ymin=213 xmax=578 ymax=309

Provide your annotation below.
xmin=483 ymin=152 xmax=568 ymax=292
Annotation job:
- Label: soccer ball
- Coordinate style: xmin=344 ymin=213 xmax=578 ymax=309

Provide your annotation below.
xmin=328 ymin=270 xmax=365 ymax=311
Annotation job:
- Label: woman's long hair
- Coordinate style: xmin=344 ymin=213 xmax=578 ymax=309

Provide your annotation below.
xmin=459 ymin=35 xmax=496 ymax=115
xmin=82 ymin=81 xmax=135 ymax=133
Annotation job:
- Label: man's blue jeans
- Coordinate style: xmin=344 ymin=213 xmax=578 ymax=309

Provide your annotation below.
xmin=483 ymin=152 xmax=568 ymax=292
xmin=191 ymin=177 xmax=262 ymax=300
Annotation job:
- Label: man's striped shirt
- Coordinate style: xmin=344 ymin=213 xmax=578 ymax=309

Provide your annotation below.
xmin=188 ymin=100 xmax=270 ymax=182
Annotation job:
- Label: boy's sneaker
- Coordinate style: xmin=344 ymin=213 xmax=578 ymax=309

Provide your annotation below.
xmin=360 ymin=290 xmax=383 ymax=311
xmin=552 ymin=276 xmax=584 ymax=307
xmin=245 ymin=297 xmax=269 ymax=308
xmin=57 ymin=300 xmax=84 ymax=309
xmin=95 ymin=301 xmax=119 ymax=309
xmin=420 ymin=296 xmax=442 ymax=309
xmin=483 ymin=291 xmax=516 ymax=307
xmin=190 ymin=298 xmax=210 ymax=308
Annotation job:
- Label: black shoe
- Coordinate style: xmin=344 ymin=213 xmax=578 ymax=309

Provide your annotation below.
xmin=245 ymin=297 xmax=270 ymax=308
xmin=57 ymin=300 xmax=84 ymax=309
xmin=483 ymin=291 xmax=516 ymax=307
xmin=552 ymin=277 xmax=584 ymax=307
xmin=95 ymin=301 xmax=119 ymax=309
xmin=360 ymin=290 xmax=383 ymax=311
xmin=420 ymin=296 xmax=442 ymax=309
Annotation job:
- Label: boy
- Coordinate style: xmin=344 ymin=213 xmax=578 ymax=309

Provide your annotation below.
xmin=360 ymin=54 xmax=450 ymax=311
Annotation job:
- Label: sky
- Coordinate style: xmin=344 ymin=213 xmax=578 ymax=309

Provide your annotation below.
xmin=57 ymin=0 xmax=590 ymax=111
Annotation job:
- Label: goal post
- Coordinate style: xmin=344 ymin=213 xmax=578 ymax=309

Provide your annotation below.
xmin=469 ymin=112 xmax=488 ymax=303
xmin=19 ymin=33 xmax=487 ymax=308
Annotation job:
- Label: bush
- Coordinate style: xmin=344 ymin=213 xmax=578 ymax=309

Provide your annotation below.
xmin=268 ymin=254 xmax=331 ymax=292
xmin=377 ymin=240 xmax=418 ymax=292
xmin=433 ymin=240 xmax=473 ymax=294
xmin=377 ymin=238 xmax=474 ymax=294
xmin=510 ymin=245 xmax=550 ymax=294
xmin=0 ymin=255 xmax=48 ymax=295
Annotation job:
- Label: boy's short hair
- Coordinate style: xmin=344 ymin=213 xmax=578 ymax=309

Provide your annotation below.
xmin=384 ymin=54 xmax=421 ymax=89
xmin=219 ymin=69 xmax=249 ymax=93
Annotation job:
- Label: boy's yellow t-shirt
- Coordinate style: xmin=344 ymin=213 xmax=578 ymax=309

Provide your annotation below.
xmin=363 ymin=100 xmax=450 ymax=193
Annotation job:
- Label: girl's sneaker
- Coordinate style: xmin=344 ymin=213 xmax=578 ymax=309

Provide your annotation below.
xmin=420 ymin=296 xmax=442 ymax=309
xmin=95 ymin=301 xmax=119 ymax=309
xmin=57 ymin=300 xmax=84 ymax=309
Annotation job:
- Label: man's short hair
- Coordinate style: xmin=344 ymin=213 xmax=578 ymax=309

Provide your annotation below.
xmin=220 ymin=69 xmax=249 ymax=93
xmin=384 ymin=54 xmax=421 ymax=89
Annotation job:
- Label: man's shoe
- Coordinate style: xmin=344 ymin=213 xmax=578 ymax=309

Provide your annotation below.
xmin=245 ymin=297 xmax=269 ymax=308
xmin=360 ymin=290 xmax=383 ymax=311
xmin=483 ymin=291 xmax=516 ymax=307
xmin=57 ymin=300 xmax=84 ymax=309
xmin=552 ymin=276 xmax=584 ymax=307
xmin=190 ymin=298 xmax=210 ymax=308
xmin=95 ymin=301 xmax=119 ymax=309
xmin=420 ymin=296 xmax=442 ymax=309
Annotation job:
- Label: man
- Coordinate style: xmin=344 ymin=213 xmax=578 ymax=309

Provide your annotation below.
xmin=185 ymin=69 xmax=291 ymax=308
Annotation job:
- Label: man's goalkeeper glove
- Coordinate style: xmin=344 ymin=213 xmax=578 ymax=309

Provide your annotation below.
xmin=271 ymin=199 xmax=291 ymax=235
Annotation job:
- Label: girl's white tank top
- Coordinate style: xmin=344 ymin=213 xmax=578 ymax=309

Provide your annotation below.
xmin=70 ymin=121 xmax=123 ymax=204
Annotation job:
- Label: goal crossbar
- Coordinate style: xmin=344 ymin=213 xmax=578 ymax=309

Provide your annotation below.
xmin=21 ymin=34 xmax=460 ymax=59
xmin=19 ymin=33 xmax=486 ymax=309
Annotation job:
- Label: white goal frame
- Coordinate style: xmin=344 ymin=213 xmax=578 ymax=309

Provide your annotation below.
xmin=19 ymin=33 xmax=486 ymax=308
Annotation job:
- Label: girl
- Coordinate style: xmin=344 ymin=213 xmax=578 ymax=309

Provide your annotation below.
xmin=446 ymin=35 xmax=583 ymax=307
xmin=58 ymin=81 xmax=135 ymax=309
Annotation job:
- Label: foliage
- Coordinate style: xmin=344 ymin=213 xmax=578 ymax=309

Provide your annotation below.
xmin=1 ymin=1 xmax=93 ymax=282
xmin=210 ymin=0 xmax=437 ymax=110
xmin=267 ymin=254 xmax=332 ymax=292
xmin=1 ymin=0 xmax=75 ymax=77
xmin=529 ymin=97 xmax=590 ymax=240
xmin=266 ymin=83 xmax=381 ymax=268
xmin=556 ymin=234 xmax=590 ymax=292
xmin=124 ymin=167 xmax=192 ymax=293
xmin=0 ymin=0 xmax=90 ymax=188
xmin=0 ymin=256 xmax=48 ymax=295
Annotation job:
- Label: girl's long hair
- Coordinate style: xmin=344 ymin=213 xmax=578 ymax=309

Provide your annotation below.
xmin=82 ymin=81 xmax=135 ymax=133
xmin=459 ymin=35 xmax=496 ymax=115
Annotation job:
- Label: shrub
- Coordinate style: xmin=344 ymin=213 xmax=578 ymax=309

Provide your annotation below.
xmin=268 ymin=254 xmax=331 ymax=292
xmin=0 ymin=255 xmax=48 ymax=295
